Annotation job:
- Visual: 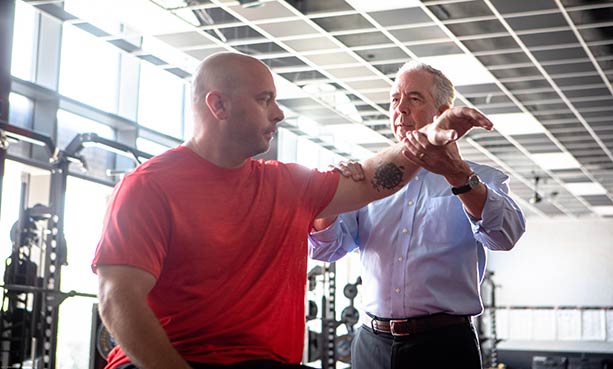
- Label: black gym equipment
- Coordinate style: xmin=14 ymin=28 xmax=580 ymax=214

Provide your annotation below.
xmin=304 ymin=263 xmax=362 ymax=368
xmin=0 ymin=122 xmax=151 ymax=369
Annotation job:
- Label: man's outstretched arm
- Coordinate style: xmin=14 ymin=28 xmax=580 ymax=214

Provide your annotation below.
xmin=317 ymin=107 xmax=493 ymax=218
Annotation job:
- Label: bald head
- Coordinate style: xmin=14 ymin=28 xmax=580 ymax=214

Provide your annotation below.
xmin=191 ymin=52 xmax=270 ymax=115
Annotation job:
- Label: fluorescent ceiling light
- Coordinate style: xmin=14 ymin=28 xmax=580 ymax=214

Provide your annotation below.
xmin=101 ymin=0 xmax=192 ymax=35
xmin=489 ymin=113 xmax=546 ymax=136
xmin=346 ymin=0 xmax=421 ymax=12
xmin=565 ymin=182 xmax=607 ymax=196
xmin=420 ymin=54 xmax=497 ymax=86
xmin=591 ymin=206 xmax=613 ymax=216
xmin=275 ymin=74 xmax=309 ymax=99
xmin=324 ymin=124 xmax=389 ymax=144
xmin=530 ymin=152 xmax=581 ymax=170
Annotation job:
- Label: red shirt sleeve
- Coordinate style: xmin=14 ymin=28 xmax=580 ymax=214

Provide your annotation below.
xmin=92 ymin=172 xmax=170 ymax=278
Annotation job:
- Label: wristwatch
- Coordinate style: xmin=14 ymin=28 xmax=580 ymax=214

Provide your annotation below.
xmin=451 ymin=172 xmax=482 ymax=195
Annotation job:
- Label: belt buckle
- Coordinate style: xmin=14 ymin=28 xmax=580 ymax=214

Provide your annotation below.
xmin=389 ymin=319 xmax=410 ymax=337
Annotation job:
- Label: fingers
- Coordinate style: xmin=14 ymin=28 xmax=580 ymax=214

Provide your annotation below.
xmin=402 ymin=131 xmax=429 ymax=164
xmin=426 ymin=107 xmax=494 ymax=146
xmin=329 ymin=161 xmax=365 ymax=181
xmin=460 ymin=107 xmax=493 ymax=130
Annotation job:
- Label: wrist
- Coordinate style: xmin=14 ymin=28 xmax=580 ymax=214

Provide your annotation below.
xmin=445 ymin=164 xmax=472 ymax=187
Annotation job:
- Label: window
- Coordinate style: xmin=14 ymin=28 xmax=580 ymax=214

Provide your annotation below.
xmin=138 ymin=62 xmax=184 ymax=138
xmin=56 ymin=110 xmax=116 ymax=180
xmin=8 ymin=93 xmax=34 ymax=129
xmin=136 ymin=137 xmax=172 ymax=156
xmin=11 ymin=1 xmax=38 ymax=81
xmin=59 ymin=25 xmax=120 ymax=113
xmin=56 ymin=176 xmax=113 ymax=369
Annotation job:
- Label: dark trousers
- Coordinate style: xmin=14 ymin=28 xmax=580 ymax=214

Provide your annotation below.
xmin=351 ymin=322 xmax=482 ymax=369
xmin=117 ymin=360 xmax=315 ymax=369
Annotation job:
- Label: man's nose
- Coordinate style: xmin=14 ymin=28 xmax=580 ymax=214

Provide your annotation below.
xmin=272 ymin=101 xmax=285 ymax=124
xmin=396 ymin=95 xmax=410 ymax=115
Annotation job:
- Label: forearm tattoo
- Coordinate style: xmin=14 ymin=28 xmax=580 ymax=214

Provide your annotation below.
xmin=371 ymin=162 xmax=405 ymax=192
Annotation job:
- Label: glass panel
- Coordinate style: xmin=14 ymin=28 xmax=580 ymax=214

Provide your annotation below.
xmin=10 ymin=1 xmax=37 ymax=81
xmin=59 ymin=25 xmax=120 ymax=113
xmin=55 ymin=176 xmax=113 ymax=369
xmin=8 ymin=93 xmax=34 ymax=129
xmin=137 ymin=62 xmax=184 ymax=138
xmin=56 ymin=110 xmax=116 ymax=179
xmin=136 ymin=137 xmax=172 ymax=156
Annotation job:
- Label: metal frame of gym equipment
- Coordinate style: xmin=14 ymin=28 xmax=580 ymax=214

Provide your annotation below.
xmin=0 ymin=121 xmax=151 ymax=369
xmin=305 ymin=263 xmax=362 ymax=368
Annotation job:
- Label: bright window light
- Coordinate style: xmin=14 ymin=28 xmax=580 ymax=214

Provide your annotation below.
xmin=324 ymin=124 xmax=389 ymax=144
xmin=138 ymin=61 xmax=184 ymax=138
xmin=565 ymin=182 xmax=607 ymax=196
xmin=531 ymin=152 xmax=581 ymax=170
xmin=11 ymin=1 xmax=37 ymax=81
xmin=59 ymin=25 xmax=120 ymax=114
xmin=420 ymin=54 xmax=497 ymax=86
xmin=347 ymin=0 xmax=421 ymax=11
xmin=489 ymin=113 xmax=546 ymax=136
xmin=591 ymin=206 xmax=613 ymax=216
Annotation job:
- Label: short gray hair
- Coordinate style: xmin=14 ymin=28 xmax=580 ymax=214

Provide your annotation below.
xmin=396 ymin=60 xmax=455 ymax=108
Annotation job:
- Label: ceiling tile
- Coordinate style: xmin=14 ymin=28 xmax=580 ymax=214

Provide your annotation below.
xmin=228 ymin=1 xmax=296 ymax=21
xmin=258 ymin=20 xmax=319 ymax=38
xmin=389 ymin=25 xmax=450 ymax=43
xmin=286 ymin=0 xmax=354 ymax=14
xmin=235 ymin=41 xmax=286 ymax=56
xmin=463 ymin=36 xmax=520 ymax=53
xmin=354 ymin=47 xmax=409 ymax=62
xmin=284 ymin=37 xmax=340 ymax=52
xmin=312 ymin=14 xmax=374 ymax=32
xmin=410 ymin=41 xmax=463 ymax=57
xmin=505 ymin=13 xmax=568 ymax=31
xmin=325 ymin=66 xmax=376 ymax=79
xmin=446 ymin=19 xmax=508 ymax=36
xmin=369 ymin=7 xmax=431 ymax=26
xmin=155 ymin=31 xmax=215 ymax=48
xmin=490 ymin=0 xmax=558 ymax=13
xmin=520 ymin=31 xmax=577 ymax=48
xmin=336 ymin=31 xmax=392 ymax=47
xmin=426 ymin=1 xmax=494 ymax=20
xmin=305 ymin=51 xmax=360 ymax=66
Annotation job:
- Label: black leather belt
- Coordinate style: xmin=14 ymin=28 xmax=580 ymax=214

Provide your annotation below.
xmin=363 ymin=313 xmax=471 ymax=337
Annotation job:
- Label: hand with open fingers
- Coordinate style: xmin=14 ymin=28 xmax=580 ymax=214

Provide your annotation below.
xmin=417 ymin=106 xmax=493 ymax=146
xmin=402 ymin=130 xmax=471 ymax=177
xmin=329 ymin=160 xmax=365 ymax=182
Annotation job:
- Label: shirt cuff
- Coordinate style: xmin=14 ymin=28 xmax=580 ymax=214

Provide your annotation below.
xmin=309 ymin=219 xmax=342 ymax=243
xmin=467 ymin=184 xmax=505 ymax=231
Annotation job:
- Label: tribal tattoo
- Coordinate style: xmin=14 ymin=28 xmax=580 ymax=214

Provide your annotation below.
xmin=371 ymin=162 xmax=405 ymax=192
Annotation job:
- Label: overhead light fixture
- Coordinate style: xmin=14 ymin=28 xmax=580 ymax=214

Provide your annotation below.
xmin=488 ymin=113 xmax=546 ymax=136
xmin=591 ymin=206 xmax=613 ymax=216
xmin=530 ymin=152 xmax=581 ymax=170
xmin=565 ymin=182 xmax=607 ymax=196
xmin=419 ymin=54 xmax=497 ymax=86
xmin=529 ymin=175 xmax=542 ymax=204
xmin=238 ymin=0 xmax=263 ymax=8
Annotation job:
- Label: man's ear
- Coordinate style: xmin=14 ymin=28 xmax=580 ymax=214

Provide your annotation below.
xmin=205 ymin=91 xmax=229 ymax=120
xmin=437 ymin=104 xmax=450 ymax=115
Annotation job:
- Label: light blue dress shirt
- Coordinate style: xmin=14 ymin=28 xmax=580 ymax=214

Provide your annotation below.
xmin=308 ymin=163 xmax=526 ymax=319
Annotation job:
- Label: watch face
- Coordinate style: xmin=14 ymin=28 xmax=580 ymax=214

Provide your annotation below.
xmin=468 ymin=173 xmax=481 ymax=188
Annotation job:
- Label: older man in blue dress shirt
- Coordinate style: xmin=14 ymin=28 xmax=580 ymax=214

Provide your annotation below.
xmin=308 ymin=61 xmax=526 ymax=369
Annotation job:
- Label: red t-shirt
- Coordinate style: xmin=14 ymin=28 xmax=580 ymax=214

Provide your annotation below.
xmin=92 ymin=146 xmax=339 ymax=368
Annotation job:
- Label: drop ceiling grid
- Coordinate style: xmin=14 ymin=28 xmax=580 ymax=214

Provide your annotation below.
xmin=428 ymin=0 xmax=612 ymax=216
xmin=414 ymin=0 xmax=599 ymax=216
xmin=24 ymin=0 xmax=613 ymax=217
